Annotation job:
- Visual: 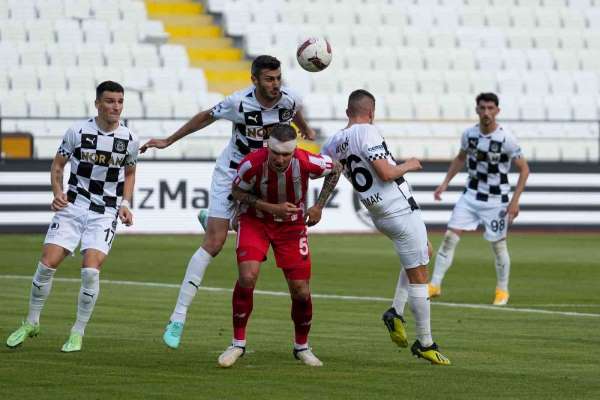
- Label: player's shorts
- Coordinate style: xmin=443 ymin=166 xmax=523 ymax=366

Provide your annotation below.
xmin=207 ymin=164 xmax=236 ymax=220
xmin=448 ymin=193 xmax=508 ymax=242
xmin=372 ymin=210 xmax=430 ymax=269
xmin=44 ymin=203 xmax=118 ymax=255
xmin=236 ymin=214 xmax=311 ymax=280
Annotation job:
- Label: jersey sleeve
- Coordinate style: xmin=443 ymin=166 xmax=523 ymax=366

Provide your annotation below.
xmin=460 ymin=130 xmax=470 ymax=151
xmin=124 ymin=135 xmax=140 ymax=166
xmin=320 ymin=136 xmax=335 ymax=159
xmin=233 ymin=157 xmax=257 ymax=191
xmin=308 ymin=153 xmax=334 ymax=179
xmin=285 ymin=86 xmax=303 ymax=111
xmin=209 ymin=94 xmax=238 ymax=121
xmin=362 ymin=126 xmax=389 ymax=162
xmin=57 ymin=126 xmax=77 ymax=158
xmin=504 ymin=132 xmax=523 ymax=159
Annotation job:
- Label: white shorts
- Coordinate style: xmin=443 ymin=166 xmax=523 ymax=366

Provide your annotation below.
xmin=448 ymin=194 xmax=508 ymax=242
xmin=373 ymin=210 xmax=430 ymax=269
xmin=207 ymin=164 xmax=237 ymax=220
xmin=44 ymin=203 xmax=118 ymax=255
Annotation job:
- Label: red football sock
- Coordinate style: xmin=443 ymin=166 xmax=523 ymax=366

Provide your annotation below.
xmin=232 ymin=281 xmax=254 ymax=341
xmin=291 ymin=296 xmax=312 ymax=346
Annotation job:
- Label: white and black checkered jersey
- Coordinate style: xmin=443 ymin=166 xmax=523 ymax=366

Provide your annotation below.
xmin=322 ymin=124 xmax=419 ymax=218
xmin=210 ymin=85 xmax=301 ymax=170
xmin=460 ymin=124 xmax=522 ymax=204
xmin=57 ymin=118 xmax=140 ymax=215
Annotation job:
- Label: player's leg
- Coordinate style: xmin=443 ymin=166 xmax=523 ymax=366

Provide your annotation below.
xmin=217 ymin=260 xmax=260 ymax=368
xmin=6 ymin=207 xmax=81 ymax=348
xmin=430 ymin=195 xmax=479 ymax=296
xmin=482 ymin=206 xmax=510 ymax=305
xmin=286 ymin=279 xmax=322 ymax=367
xmin=62 ymin=214 xmax=113 ymax=352
xmin=218 ymin=215 xmax=268 ymax=367
xmin=164 ymin=169 xmax=234 ymax=348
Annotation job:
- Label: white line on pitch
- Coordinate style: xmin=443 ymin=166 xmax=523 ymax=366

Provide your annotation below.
xmin=1 ymin=275 xmax=599 ymax=318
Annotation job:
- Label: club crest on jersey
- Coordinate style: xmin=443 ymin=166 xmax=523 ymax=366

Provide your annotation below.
xmin=490 ymin=141 xmax=501 ymax=153
xmin=113 ymin=138 xmax=128 ymax=153
xmin=244 ymin=111 xmax=263 ymax=126
xmin=279 ymin=108 xmax=293 ymax=121
xmin=336 ymin=138 xmax=349 ymax=154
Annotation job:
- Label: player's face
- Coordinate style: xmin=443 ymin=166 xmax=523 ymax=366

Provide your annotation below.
xmin=268 ymin=148 xmax=294 ymax=172
xmin=96 ymin=91 xmax=124 ymax=124
xmin=476 ymin=101 xmax=499 ymax=126
xmin=253 ymin=68 xmax=282 ymax=101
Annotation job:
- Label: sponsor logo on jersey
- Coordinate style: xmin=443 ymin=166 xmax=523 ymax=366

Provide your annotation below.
xmin=360 ymin=192 xmax=383 ymax=208
xmin=368 ymin=144 xmax=385 ymax=152
xmin=80 ymin=151 xmax=125 ymax=167
xmin=50 ymin=222 xmax=59 ymax=230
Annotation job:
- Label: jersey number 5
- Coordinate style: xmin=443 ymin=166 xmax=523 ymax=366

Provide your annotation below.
xmin=340 ymin=154 xmax=373 ymax=193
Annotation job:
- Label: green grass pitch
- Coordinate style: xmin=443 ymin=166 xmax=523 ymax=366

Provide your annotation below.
xmin=1 ymin=232 xmax=599 ymax=399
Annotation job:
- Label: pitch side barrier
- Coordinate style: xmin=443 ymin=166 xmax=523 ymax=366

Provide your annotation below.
xmin=1 ymin=159 xmax=599 ymax=233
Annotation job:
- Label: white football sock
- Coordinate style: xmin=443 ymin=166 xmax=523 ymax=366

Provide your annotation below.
xmin=492 ymin=239 xmax=511 ymax=291
xmin=170 ymin=247 xmax=213 ymax=323
xmin=26 ymin=262 xmax=56 ymax=325
xmin=392 ymin=268 xmax=409 ymax=315
xmin=72 ymin=267 xmax=100 ymax=336
xmin=408 ymin=283 xmax=433 ymax=347
xmin=430 ymin=230 xmax=460 ymax=286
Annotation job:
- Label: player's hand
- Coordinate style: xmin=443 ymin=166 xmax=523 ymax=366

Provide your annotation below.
xmin=271 ymin=202 xmax=301 ymax=218
xmin=300 ymin=127 xmax=317 ymax=141
xmin=401 ymin=157 xmax=422 ymax=173
xmin=140 ymin=138 xmax=169 ymax=154
xmin=305 ymin=206 xmax=322 ymax=227
xmin=51 ymin=193 xmax=68 ymax=211
xmin=118 ymin=206 xmax=134 ymax=226
xmin=434 ymin=183 xmax=448 ymax=201
xmin=507 ymin=201 xmax=519 ymax=224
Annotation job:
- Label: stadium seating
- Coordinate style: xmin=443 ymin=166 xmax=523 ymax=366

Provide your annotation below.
xmin=1 ymin=0 xmax=599 ymax=161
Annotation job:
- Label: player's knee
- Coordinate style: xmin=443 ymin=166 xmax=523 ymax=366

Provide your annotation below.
xmin=202 ymin=236 xmax=226 ymax=256
xmin=238 ymin=273 xmax=258 ymax=288
xmin=491 ymin=239 xmax=508 ymax=255
xmin=405 ymin=265 xmax=429 ymax=284
xmin=290 ymin=287 xmax=311 ymax=302
xmin=441 ymin=230 xmax=461 ymax=252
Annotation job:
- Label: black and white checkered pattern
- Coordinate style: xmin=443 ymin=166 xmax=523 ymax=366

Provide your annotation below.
xmin=461 ymin=124 xmax=522 ymax=203
xmin=57 ymin=118 xmax=139 ymax=214
xmin=210 ymin=85 xmax=300 ymax=168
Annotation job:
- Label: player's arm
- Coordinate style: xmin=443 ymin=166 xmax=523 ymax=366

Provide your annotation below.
xmin=507 ymin=157 xmax=530 ymax=224
xmin=305 ymin=161 xmax=343 ymax=226
xmin=292 ymin=109 xmax=316 ymax=140
xmin=118 ymin=165 xmax=136 ymax=226
xmin=433 ymin=150 xmax=467 ymax=201
xmin=231 ymin=184 xmax=300 ymax=219
xmin=370 ymin=157 xmax=423 ymax=183
xmin=140 ymin=109 xmax=216 ymax=153
xmin=50 ymin=154 xmax=69 ymax=211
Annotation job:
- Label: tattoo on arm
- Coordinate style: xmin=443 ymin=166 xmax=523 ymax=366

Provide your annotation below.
xmin=315 ymin=161 xmax=343 ymax=208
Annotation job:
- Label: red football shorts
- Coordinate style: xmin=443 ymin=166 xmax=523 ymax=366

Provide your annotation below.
xmin=236 ymin=214 xmax=311 ymax=280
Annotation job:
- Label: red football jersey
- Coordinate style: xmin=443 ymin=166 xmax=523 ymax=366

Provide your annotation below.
xmin=233 ymin=148 xmax=334 ymax=223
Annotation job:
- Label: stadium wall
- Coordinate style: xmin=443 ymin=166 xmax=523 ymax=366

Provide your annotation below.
xmin=1 ymin=160 xmax=599 ymax=234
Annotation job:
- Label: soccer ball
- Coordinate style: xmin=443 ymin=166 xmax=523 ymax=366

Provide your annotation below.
xmin=296 ymin=37 xmax=332 ymax=72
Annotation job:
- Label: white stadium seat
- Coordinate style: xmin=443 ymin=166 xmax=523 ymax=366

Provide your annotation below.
xmin=28 ymin=93 xmax=58 ymax=118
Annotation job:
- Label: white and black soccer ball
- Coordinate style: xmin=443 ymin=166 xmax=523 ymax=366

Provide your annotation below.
xmin=296 ymin=37 xmax=332 ymax=72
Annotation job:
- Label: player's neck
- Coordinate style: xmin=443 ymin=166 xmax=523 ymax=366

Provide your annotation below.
xmin=346 ymin=117 xmax=371 ymax=128
xmin=95 ymin=117 xmax=119 ymax=133
xmin=254 ymin=89 xmax=281 ymax=109
xmin=479 ymin=121 xmax=498 ymax=135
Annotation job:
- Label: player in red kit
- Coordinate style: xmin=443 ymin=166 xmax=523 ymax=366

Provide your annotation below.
xmin=217 ymin=124 xmax=342 ymax=368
